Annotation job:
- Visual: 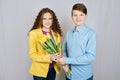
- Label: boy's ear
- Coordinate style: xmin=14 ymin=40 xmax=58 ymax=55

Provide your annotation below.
xmin=86 ymin=14 xmax=88 ymax=18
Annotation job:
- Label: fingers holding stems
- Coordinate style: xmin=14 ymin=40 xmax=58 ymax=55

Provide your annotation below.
xmin=50 ymin=53 xmax=62 ymax=62
xmin=50 ymin=53 xmax=72 ymax=75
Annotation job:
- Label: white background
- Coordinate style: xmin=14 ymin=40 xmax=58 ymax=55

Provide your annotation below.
xmin=0 ymin=0 xmax=120 ymax=80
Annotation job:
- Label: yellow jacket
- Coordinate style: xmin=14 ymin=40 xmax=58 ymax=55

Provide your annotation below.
xmin=28 ymin=28 xmax=61 ymax=77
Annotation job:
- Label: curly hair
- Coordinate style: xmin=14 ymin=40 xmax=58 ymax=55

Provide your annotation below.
xmin=29 ymin=8 xmax=62 ymax=36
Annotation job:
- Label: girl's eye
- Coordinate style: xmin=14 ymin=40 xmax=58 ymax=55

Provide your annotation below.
xmin=43 ymin=18 xmax=46 ymax=20
xmin=49 ymin=18 xmax=53 ymax=20
xmin=43 ymin=18 xmax=53 ymax=20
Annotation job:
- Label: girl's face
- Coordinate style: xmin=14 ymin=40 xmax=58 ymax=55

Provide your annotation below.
xmin=42 ymin=12 xmax=53 ymax=29
xmin=72 ymin=10 xmax=87 ymax=27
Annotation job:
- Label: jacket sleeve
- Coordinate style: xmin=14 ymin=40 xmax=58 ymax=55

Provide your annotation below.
xmin=65 ymin=32 xmax=96 ymax=65
xmin=28 ymin=31 xmax=52 ymax=63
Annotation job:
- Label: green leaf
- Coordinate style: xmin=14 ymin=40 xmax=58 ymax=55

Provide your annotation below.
xmin=39 ymin=38 xmax=60 ymax=54
xmin=49 ymin=38 xmax=57 ymax=50
xmin=45 ymin=39 xmax=56 ymax=53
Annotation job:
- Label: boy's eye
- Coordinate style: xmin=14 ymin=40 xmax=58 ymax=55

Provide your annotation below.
xmin=73 ymin=14 xmax=77 ymax=16
xmin=80 ymin=14 xmax=84 ymax=16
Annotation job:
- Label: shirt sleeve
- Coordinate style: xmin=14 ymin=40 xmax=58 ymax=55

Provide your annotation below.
xmin=65 ymin=32 xmax=96 ymax=65
xmin=62 ymin=34 xmax=68 ymax=57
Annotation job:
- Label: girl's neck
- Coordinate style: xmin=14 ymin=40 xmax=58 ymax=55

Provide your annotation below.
xmin=42 ymin=27 xmax=50 ymax=32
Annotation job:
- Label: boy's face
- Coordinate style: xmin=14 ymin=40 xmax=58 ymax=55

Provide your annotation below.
xmin=72 ymin=10 xmax=87 ymax=27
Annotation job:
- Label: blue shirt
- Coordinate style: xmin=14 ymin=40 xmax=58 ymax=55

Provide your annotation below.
xmin=62 ymin=24 xmax=96 ymax=80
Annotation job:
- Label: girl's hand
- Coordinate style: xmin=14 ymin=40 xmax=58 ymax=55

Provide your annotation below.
xmin=54 ymin=53 xmax=62 ymax=59
xmin=50 ymin=54 xmax=57 ymax=61
xmin=50 ymin=53 xmax=62 ymax=62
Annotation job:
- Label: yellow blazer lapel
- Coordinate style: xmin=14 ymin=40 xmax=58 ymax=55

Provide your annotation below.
xmin=38 ymin=28 xmax=51 ymax=44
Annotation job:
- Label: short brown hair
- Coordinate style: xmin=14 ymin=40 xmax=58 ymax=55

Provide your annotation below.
xmin=72 ymin=3 xmax=87 ymax=15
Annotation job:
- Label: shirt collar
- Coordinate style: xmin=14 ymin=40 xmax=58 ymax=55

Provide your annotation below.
xmin=42 ymin=30 xmax=52 ymax=35
xmin=73 ymin=24 xmax=86 ymax=33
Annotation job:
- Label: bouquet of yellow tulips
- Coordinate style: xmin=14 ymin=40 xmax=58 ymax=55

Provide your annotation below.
xmin=39 ymin=38 xmax=72 ymax=75
xmin=39 ymin=38 xmax=60 ymax=54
